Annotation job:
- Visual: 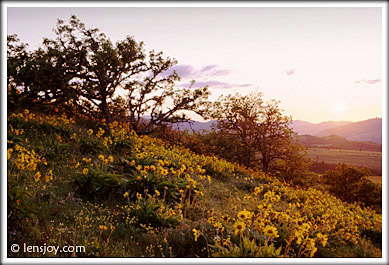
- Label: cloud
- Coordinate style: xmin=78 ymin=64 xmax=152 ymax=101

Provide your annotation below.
xmin=284 ymin=69 xmax=295 ymax=75
xmin=180 ymin=80 xmax=252 ymax=89
xmin=200 ymin=65 xmax=218 ymax=72
xmin=162 ymin=64 xmax=195 ymax=78
xmin=354 ymin=79 xmax=381 ymax=85
xmin=161 ymin=64 xmax=240 ymax=89
xmin=199 ymin=65 xmax=231 ymax=77
xmin=210 ymin=69 xmax=232 ymax=76
xmin=162 ymin=64 xmax=231 ymax=79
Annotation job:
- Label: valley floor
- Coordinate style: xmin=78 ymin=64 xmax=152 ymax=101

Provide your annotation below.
xmin=306 ymin=148 xmax=382 ymax=175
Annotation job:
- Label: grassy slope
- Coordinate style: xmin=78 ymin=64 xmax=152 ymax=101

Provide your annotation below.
xmin=7 ymin=110 xmax=382 ymax=258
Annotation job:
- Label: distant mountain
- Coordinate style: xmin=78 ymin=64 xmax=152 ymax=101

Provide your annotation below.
xmin=298 ymin=134 xmax=381 ymax=152
xmin=290 ymin=120 xmax=352 ymax=135
xmin=172 ymin=120 xmax=216 ymax=132
xmin=172 ymin=118 xmax=382 ymax=144
xmin=178 ymin=119 xmax=353 ymax=134
xmin=315 ymin=118 xmax=382 ymax=144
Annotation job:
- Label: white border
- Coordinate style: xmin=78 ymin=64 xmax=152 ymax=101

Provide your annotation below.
xmin=381 ymin=1 xmax=388 ymax=264
xmin=1 ymin=1 xmax=388 ymax=264
xmin=1 ymin=0 xmax=388 ymax=8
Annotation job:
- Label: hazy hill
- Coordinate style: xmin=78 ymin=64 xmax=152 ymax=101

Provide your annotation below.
xmin=172 ymin=120 xmax=216 ymax=132
xmin=315 ymin=118 xmax=382 ymax=144
xmin=175 ymin=119 xmax=353 ymax=134
xmin=290 ymin=120 xmax=352 ymax=135
xmin=172 ymin=118 xmax=382 ymax=145
xmin=298 ymin=134 xmax=382 ymax=152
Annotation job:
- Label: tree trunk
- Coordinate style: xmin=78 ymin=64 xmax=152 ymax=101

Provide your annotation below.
xmin=100 ymin=94 xmax=111 ymax=123
xmin=262 ymin=157 xmax=269 ymax=174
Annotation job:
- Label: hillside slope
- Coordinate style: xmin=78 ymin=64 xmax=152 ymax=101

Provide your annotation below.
xmin=7 ymin=110 xmax=382 ymax=258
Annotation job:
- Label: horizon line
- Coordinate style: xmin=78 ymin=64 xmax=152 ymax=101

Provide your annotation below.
xmin=188 ymin=116 xmax=383 ymax=124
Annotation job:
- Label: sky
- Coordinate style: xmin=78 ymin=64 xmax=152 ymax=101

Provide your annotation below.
xmin=6 ymin=5 xmax=383 ymax=123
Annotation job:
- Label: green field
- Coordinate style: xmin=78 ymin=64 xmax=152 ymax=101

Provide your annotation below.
xmin=306 ymin=148 xmax=382 ymax=175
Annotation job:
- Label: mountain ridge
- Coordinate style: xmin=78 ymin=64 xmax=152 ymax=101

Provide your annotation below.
xmin=172 ymin=117 xmax=382 ymax=144
xmin=315 ymin=118 xmax=382 ymax=144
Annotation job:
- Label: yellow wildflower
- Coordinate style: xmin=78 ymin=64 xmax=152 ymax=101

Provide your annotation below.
xmin=207 ymin=208 xmax=215 ymax=215
xmin=214 ymin=222 xmax=224 ymax=232
xmin=99 ymin=225 xmax=108 ymax=231
xmin=193 ymin=228 xmax=200 ymax=242
xmin=7 ymin=148 xmax=13 ymax=160
xmin=237 ymin=209 xmax=253 ymax=220
xmin=222 ymin=215 xmax=230 ymax=223
xmin=254 ymin=186 xmax=263 ymax=195
xmin=263 ymin=225 xmax=279 ymax=238
xmin=233 ymin=221 xmax=246 ymax=235
xmin=316 ymin=233 xmax=328 ymax=247
xmin=34 ymin=171 xmax=41 ymax=182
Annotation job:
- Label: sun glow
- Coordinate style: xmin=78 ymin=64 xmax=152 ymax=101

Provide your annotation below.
xmin=334 ymin=102 xmax=346 ymax=113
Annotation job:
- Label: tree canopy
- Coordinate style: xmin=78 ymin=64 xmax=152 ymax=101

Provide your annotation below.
xmin=205 ymin=92 xmax=310 ymax=179
xmin=7 ymin=15 xmax=209 ymax=133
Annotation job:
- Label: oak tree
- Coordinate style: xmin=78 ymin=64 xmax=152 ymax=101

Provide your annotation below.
xmin=8 ymin=15 xmax=210 ymax=132
xmin=206 ymin=92 xmax=309 ymax=178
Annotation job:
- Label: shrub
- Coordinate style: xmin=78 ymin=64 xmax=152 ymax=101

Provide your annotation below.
xmin=126 ymin=196 xmax=179 ymax=229
xmin=111 ymin=138 xmax=134 ymax=154
xmin=79 ymin=138 xmax=107 ymax=155
xmin=322 ymin=163 xmax=381 ymax=210
xmin=72 ymin=170 xmax=125 ymax=200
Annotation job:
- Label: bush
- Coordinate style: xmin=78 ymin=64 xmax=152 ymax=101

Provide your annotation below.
xmin=123 ymin=173 xmax=182 ymax=204
xmin=79 ymin=138 xmax=107 ymax=155
xmin=127 ymin=196 xmax=179 ymax=229
xmin=111 ymin=138 xmax=134 ymax=154
xmin=8 ymin=114 xmax=71 ymax=138
xmin=72 ymin=170 xmax=125 ymax=201
xmin=322 ymin=163 xmax=381 ymax=210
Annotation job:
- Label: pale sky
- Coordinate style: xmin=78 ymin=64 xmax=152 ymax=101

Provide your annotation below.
xmin=6 ymin=6 xmax=383 ymax=123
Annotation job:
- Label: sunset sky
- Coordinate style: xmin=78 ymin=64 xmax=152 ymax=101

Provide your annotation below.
xmin=6 ymin=5 xmax=384 ymax=123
